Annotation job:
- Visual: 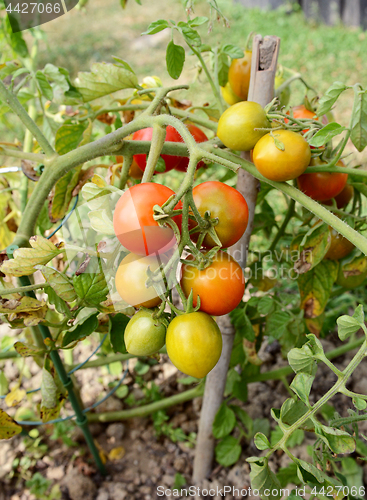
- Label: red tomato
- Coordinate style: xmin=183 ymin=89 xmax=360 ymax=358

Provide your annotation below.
xmin=175 ymin=124 xmax=208 ymax=172
xmin=286 ymin=104 xmax=328 ymax=135
xmin=133 ymin=126 xmax=183 ymax=173
xmin=324 ymin=184 xmax=354 ymax=209
xmin=297 ymin=159 xmax=348 ymax=202
xmin=113 ymin=183 xmax=181 ymax=256
xmin=192 ymin=181 xmax=249 ymax=248
xmin=180 ymin=251 xmax=245 ymax=316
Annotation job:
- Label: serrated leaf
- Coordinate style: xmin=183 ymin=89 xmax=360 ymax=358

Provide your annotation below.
xmin=5 ymin=387 xmax=26 ymax=407
xmin=73 ymin=267 xmax=109 ymax=306
xmin=14 ymin=342 xmax=44 ymax=358
xmin=109 ymin=313 xmax=129 ymax=354
xmin=350 ymin=88 xmax=367 ymax=152
xmin=166 ymin=41 xmax=185 ymax=80
xmin=62 ymin=312 xmax=99 ymax=347
xmin=316 ymin=424 xmax=355 ymax=454
xmin=46 ymin=287 xmax=72 ymax=318
xmin=290 ymin=372 xmax=314 ymax=405
xmin=36 ymin=265 xmax=77 ymax=302
xmin=317 ymin=82 xmax=347 ymax=117
xmin=308 ymin=123 xmax=346 ymax=148
xmin=249 ymin=461 xmax=282 ymax=500
xmin=0 ymin=409 xmax=22 ymax=439
xmin=142 ymin=19 xmax=170 ymax=35
xmin=0 ymin=296 xmax=46 ymax=314
xmin=75 ymin=63 xmax=138 ymax=102
xmin=212 ymin=403 xmax=236 ymax=439
xmin=35 ymin=70 xmax=53 ymax=101
xmin=230 ymin=308 xmax=255 ymax=341
xmin=215 ymin=436 xmax=241 ymax=467
xmin=222 ymin=44 xmax=244 ymax=59
xmin=297 ymin=260 xmax=338 ymax=318
xmin=258 ymin=296 xmax=274 ymax=315
xmin=0 ymin=236 xmax=63 ymax=277
xmin=265 ymin=311 xmax=291 ymax=340
xmin=254 ymin=432 xmax=270 ymax=450
xmin=55 ymin=123 xmax=88 ymax=155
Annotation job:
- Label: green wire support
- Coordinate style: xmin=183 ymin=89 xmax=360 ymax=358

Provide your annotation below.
xmin=5 ymin=246 xmax=107 ymax=475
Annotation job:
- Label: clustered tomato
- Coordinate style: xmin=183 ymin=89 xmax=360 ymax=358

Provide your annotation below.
xmin=297 ymin=159 xmax=348 ymax=201
xmin=325 ymin=227 xmax=354 ymax=261
xmin=124 ymin=309 xmax=166 ymax=356
xmin=113 ymin=183 xmax=181 ymax=256
xmin=181 ymin=251 xmax=245 ymax=317
xmin=228 ymin=50 xmax=252 ymax=101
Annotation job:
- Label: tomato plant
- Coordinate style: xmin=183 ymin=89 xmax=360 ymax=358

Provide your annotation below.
xmin=165 ymin=312 xmax=222 ymax=378
xmin=253 ymin=129 xmax=311 ymax=181
xmin=181 ymin=251 xmax=245 ymax=316
xmin=217 ymin=101 xmax=269 ymax=151
xmin=124 ymin=309 xmax=166 ymax=356
xmin=133 ymin=126 xmax=183 ymax=173
xmin=113 ymin=183 xmax=181 ymax=256
xmin=297 ymin=159 xmax=348 ymax=201
xmin=191 ymin=181 xmax=248 ymax=248
xmin=115 ymin=253 xmax=165 ymax=308
xmin=175 ymin=124 xmax=208 ymax=172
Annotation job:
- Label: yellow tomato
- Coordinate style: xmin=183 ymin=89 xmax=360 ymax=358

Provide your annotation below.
xmin=220 ymin=82 xmax=242 ymax=106
xmin=166 ymin=312 xmax=222 ymax=378
xmin=124 ymin=310 xmax=166 ymax=356
xmin=217 ymin=101 xmax=269 ymax=151
xmin=253 ymin=130 xmax=311 ymax=182
xmin=228 ymin=50 xmax=252 ymax=101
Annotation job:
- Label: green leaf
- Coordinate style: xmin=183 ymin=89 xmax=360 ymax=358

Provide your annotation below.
xmin=109 ymin=313 xmax=129 ymax=354
xmin=337 ymin=315 xmax=361 ymax=341
xmin=280 ymin=399 xmax=309 ymax=427
xmin=316 ymin=424 xmax=355 ymax=454
xmin=296 ymin=459 xmax=325 ymax=484
xmin=142 ymin=19 xmax=170 ymax=35
xmin=270 ymin=425 xmax=304 ymax=449
xmin=212 ymin=403 xmax=236 ymax=439
xmin=265 ymin=311 xmax=291 ymax=340
xmin=62 ymin=312 xmax=99 ymax=347
xmin=341 ymin=457 xmax=364 ymax=489
xmin=352 ymin=303 xmax=365 ymax=325
xmin=188 ymin=16 xmax=208 ymax=27
xmin=180 ymin=25 xmax=201 ymax=47
xmin=230 ymin=405 xmax=252 ymax=433
xmin=0 ymin=236 xmax=63 ymax=277
xmin=350 ymin=88 xmax=367 ymax=152
xmin=0 ymin=409 xmax=22 ymax=440
xmin=308 ymin=123 xmax=346 ymax=148
xmin=222 ymin=44 xmax=244 ymax=59
xmin=290 ymin=372 xmax=314 ymax=405
xmin=277 ymin=463 xmax=300 ymax=488
xmin=4 ymin=17 xmax=29 ymax=57
xmin=166 ymin=41 xmax=185 ymax=80
xmin=73 ymin=266 xmax=109 ymax=307
xmin=249 ymin=461 xmax=282 ymax=500
xmin=74 ymin=62 xmax=138 ymax=102
xmin=297 ymin=260 xmax=338 ymax=318
xmin=41 ymin=366 xmax=58 ymax=409
xmin=230 ymin=308 xmax=255 ymax=341
xmin=36 ymin=265 xmax=77 ymax=302
xmin=51 ymin=167 xmax=80 ymax=220
xmin=46 ymin=287 xmax=72 ymax=318
xmin=217 ymin=52 xmax=229 ymax=87
xmin=317 ymin=81 xmax=347 ymax=117
xmin=287 ymin=344 xmax=316 ymax=374
xmin=254 ymin=432 xmax=270 ymax=451
xmin=257 ymin=296 xmax=274 ymax=315
xmin=294 ymin=223 xmax=330 ymax=274
xmin=215 ymin=436 xmax=241 ymax=467
xmin=55 ymin=123 xmax=87 ymax=155
xmin=35 ymin=71 xmax=53 ymax=101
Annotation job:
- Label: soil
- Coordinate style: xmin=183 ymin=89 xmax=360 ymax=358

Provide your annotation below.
xmin=1 ymin=324 xmax=367 ymax=500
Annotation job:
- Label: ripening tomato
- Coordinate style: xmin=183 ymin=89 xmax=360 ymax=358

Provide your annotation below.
xmin=133 ymin=126 xmax=183 ymax=173
xmin=297 ymin=159 xmax=348 ymax=202
xmin=166 ymin=312 xmax=222 ymax=378
xmin=124 ymin=309 xmax=166 ymax=356
xmin=191 ymin=181 xmax=249 ymax=248
xmin=228 ymin=50 xmax=252 ymax=101
xmin=217 ymin=101 xmax=270 ymax=151
xmin=286 ymin=104 xmax=328 ymax=134
xmin=181 ymin=251 xmax=245 ymax=316
xmin=115 ymin=253 xmax=167 ymax=308
xmin=175 ymin=124 xmax=208 ymax=172
xmin=220 ymin=81 xmax=242 ymax=106
xmin=253 ymin=130 xmax=311 ymax=182
xmin=325 ymin=184 xmax=354 ymax=209
xmin=113 ymin=183 xmax=181 ymax=256
xmin=324 ymin=228 xmax=354 ymax=261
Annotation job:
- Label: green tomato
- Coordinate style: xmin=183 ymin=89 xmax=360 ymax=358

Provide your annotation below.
xmin=124 ymin=310 xmax=166 ymax=356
